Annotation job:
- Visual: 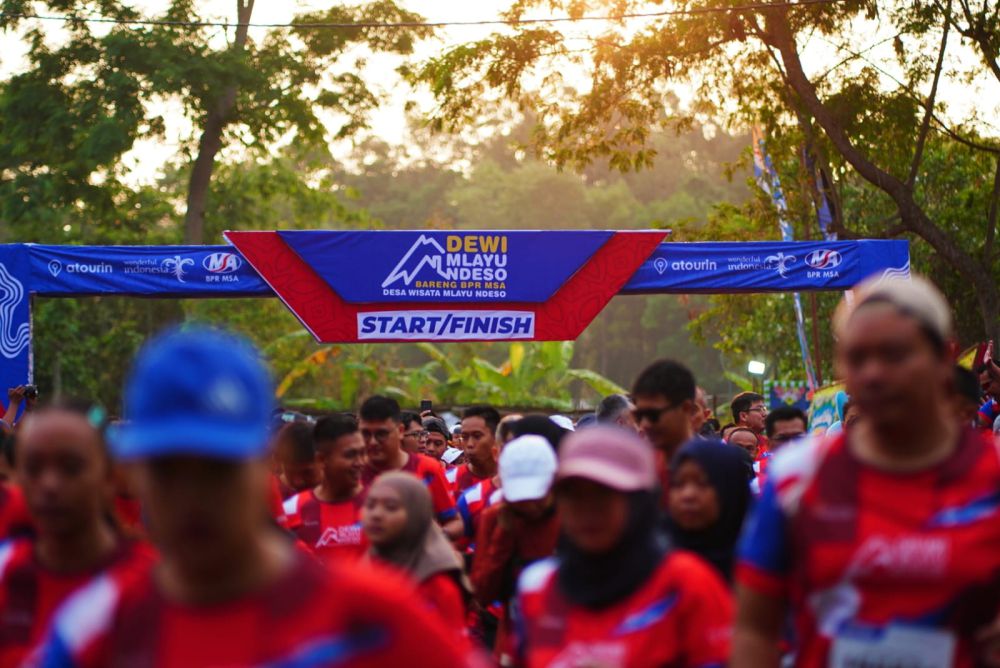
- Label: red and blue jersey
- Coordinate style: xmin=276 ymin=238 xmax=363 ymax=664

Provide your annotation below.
xmin=283 ymin=489 xmax=367 ymax=562
xmin=978 ymin=398 xmax=999 ymax=428
xmin=365 ymin=454 xmax=456 ymax=523
xmin=455 ymin=478 xmax=499 ymax=548
xmin=446 ymin=464 xmax=490 ymax=500
xmin=0 ymin=537 xmax=154 ymax=666
xmin=737 ymin=428 xmax=1000 ymax=667
xmin=516 ymin=552 xmax=732 ymax=668
xmin=31 ymin=551 xmax=477 ymax=668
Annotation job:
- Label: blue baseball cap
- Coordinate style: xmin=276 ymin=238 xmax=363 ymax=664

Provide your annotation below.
xmin=110 ymin=327 xmax=275 ymax=461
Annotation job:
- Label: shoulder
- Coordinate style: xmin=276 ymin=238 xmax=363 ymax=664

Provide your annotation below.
xmin=516 ymin=557 xmax=559 ymax=596
xmin=460 ymin=481 xmax=485 ymax=504
xmin=282 ymin=489 xmax=313 ymax=517
xmin=43 ymin=572 xmax=126 ymax=663
xmin=0 ymin=536 xmax=31 ymax=577
xmin=766 ymin=432 xmax=841 ymax=512
xmin=417 ymin=454 xmax=446 ymax=476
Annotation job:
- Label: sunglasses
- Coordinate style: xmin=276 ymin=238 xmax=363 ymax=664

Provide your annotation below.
xmin=632 ymin=405 xmax=677 ymax=423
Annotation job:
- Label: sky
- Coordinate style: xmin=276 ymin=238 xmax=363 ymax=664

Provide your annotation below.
xmin=0 ymin=1 xmax=997 ymax=185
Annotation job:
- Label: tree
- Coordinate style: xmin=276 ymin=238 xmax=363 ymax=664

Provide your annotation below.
xmin=0 ymin=0 xmax=431 ymax=243
xmin=412 ymin=0 xmax=1000 ymax=341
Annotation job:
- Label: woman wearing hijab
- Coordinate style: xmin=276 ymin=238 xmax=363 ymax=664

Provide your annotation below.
xmin=362 ymin=472 xmax=470 ymax=632
xmin=666 ymin=439 xmax=753 ymax=582
xmin=516 ymin=426 xmax=733 ymax=667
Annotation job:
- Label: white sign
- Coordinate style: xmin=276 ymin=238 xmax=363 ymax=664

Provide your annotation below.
xmin=357 ymin=310 xmax=535 ymax=340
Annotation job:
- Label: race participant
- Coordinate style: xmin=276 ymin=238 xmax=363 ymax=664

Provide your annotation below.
xmin=0 ymin=402 xmax=154 ymax=666
xmin=516 ymin=426 xmax=732 ymax=667
xmin=272 ymin=420 xmax=320 ymax=499
xmin=400 ymin=411 xmax=426 ymax=456
xmin=595 ymin=394 xmax=638 ymax=432
xmin=632 ymin=359 xmax=698 ymax=460
xmin=360 ymin=395 xmax=456 ymax=524
xmin=0 ymin=430 xmax=31 ymax=539
xmin=421 ymin=417 xmax=451 ymax=461
xmin=731 ymin=392 xmax=768 ymax=438
xmin=363 ymin=472 xmax=470 ymax=634
xmin=447 ymin=406 xmax=500 ymax=497
xmin=763 ymin=405 xmax=807 ymax=452
xmin=472 ymin=435 xmax=560 ymax=665
xmin=692 ymin=387 xmax=714 ymax=435
xmin=33 ymin=329 xmax=472 ymax=667
xmin=727 ymin=427 xmax=761 ymax=459
xmin=284 ymin=414 xmax=367 ymax=562
xmin=666 ymin=439 xmax=752 ymax=582
xmin=735 ymin=276 xmax=1000 ymax=668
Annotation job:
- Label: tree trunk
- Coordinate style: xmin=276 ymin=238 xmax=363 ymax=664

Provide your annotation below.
xmin=765 ymin=9 xmax=1000 ymax=342
xmin=183 ymin=0 xmax=255 ymax=244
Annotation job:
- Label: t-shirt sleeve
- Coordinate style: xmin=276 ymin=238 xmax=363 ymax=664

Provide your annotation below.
xmin=675 ymin=555 xmax=733 ymax=667
xmin=425 ymin=464 xmax=457 ymax=522
xmin=979 ymin=399 xmax=999 ymax=427
xmin=28 ymin=574 xmax=118 ymax=668
xmin=735 ymin=477 xmax=791 ymax=598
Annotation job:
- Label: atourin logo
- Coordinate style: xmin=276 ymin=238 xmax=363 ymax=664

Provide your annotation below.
xmin=0 ymin=263 xmax=30 ymax=360
xmin=161 ymin=256 xmax=195 ymax=283
xmin=765 ymin=252 xmax=796 ymax=278
xmin=48 ymin=260 xmax=62 ymax=277
xmin=805 ymin=250 xmax=843 ymax=270
xmin=202 ymin=252 xmax=242 ymax=274
xmin=382 ymin=235 xmax=448 ymax=288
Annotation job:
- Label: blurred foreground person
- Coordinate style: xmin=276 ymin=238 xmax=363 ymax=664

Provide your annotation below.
xmin=516 ymin=426 xmax=732 ymax=667
xmin=735 ymin=277 xmax=1000 ymax=668
xmin=33 ymin=329 xmax=471 ymax=667
xmin=363 ymin=472 xmax=470 ymax=633
xmin=666 ymin=439 xmax=752 ymax=582
xmin=284 ymin=414 xmax=367 ymax=562
xmin=472 ymin=435 xmax=559 ymax=665
xmin=0 ymin=403 xmax=153 ymax=666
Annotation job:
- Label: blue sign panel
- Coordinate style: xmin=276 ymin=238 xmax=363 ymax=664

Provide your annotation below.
xmin=0 ymin=245 xmax=31 ymax=411
xmin=28 ymin=245 xmax=270 ymax=296
xmin=278 ymin=230 xmax=615 ymax=303
xmin=621 ymin=240 xmax=909 ymax=293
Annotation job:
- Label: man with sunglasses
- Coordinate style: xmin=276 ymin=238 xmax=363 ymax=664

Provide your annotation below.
xmin=359 ymin=395 xmax=456 ymax=524
xmin=631 ymin=360 xmax=698 ymax=508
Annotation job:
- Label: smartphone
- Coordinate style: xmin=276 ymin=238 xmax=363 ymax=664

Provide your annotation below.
xmin=420 ymin=399 xmax=433 ymax=413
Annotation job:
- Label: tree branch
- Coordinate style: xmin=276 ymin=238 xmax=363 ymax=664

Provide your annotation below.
xmin=908 ymin=12 xmax=950 ymax=188
xmin=764 ymin=8 xmax=982 ymax=284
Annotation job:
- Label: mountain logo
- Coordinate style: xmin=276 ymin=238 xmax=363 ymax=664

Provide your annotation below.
xmin=382 ymin=235 xmax=449 ymax=288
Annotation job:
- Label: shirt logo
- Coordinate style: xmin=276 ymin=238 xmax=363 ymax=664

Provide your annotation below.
xmin=315 ymin=524 xmax=362 ymax=547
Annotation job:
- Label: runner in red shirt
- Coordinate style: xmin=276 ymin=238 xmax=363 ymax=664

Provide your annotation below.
xmin=360 ymin=395 xmax=456 ymax=524
xmin=0 ymin=402 xmax=155 ymax=666
xmin=447 ymin=406 xmax=500 ymax=497
xmin=32 ymin=328 xmax=472 ymax=667
xmin=516 ymin=426 xmax=732 ymax=667
xmin=735 ymin=276 xmax=1000 ymax=668
xmin=285 ymin=413 xmax=367 ymax=562
xmin=363 ymin=472 xmax=470 ymax=636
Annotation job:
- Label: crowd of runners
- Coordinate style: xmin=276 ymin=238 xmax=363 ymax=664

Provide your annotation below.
xmin=0 ymin=274 xmax=998 ymax=667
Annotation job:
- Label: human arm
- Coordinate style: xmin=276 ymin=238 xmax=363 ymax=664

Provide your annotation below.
xmin=2 ymin=386 xmax=24 ymax=431
xmin=731 ymin=586 xmax=785 ymax=668
xmin=470 ymin=505 xmax=515 ymax=606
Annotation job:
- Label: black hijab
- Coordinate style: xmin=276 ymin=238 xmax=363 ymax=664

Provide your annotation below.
xmin=557 ymin=489 xmax=669 ymax=609
xmin=665 ymin=439 xmax=753 ymax=581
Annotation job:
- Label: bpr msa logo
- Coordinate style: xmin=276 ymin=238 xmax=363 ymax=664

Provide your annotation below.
xmin=805 ymin=249 xmax=843 ymax=270
xmin=202 ymin=252 xmax=243 ymax=274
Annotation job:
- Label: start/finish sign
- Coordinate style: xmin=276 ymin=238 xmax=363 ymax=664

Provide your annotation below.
xmin=225 ymin=230 xmax=666 ymax=343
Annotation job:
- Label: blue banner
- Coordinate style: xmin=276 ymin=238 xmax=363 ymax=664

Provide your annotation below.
xmin=27 ymin=244 xmax=269 ymax=296
xmin=278 ymin=230 xmax=614 ymax=304
xmin=621 ymin=240 xmax=909 ymax=293
xmin=766 ymin=380 xmax=811 ymax=413
xmin=0 ymin=245 xmax=31 ymax=413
